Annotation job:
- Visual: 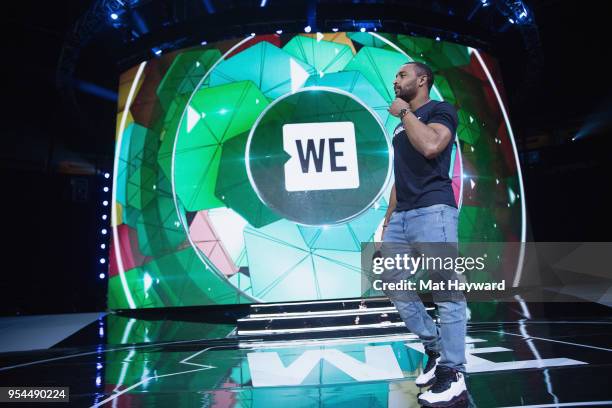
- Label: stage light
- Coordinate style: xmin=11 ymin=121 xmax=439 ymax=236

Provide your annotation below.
xmin=103 ymin=200 xmax=109 ymax=206
xmin=96 ymin=363 xmax=103 ymax=369
xmin=102 ymin=214 xmax=108 ymax=220
xmin=355 ymin=21 xmax=379 ymax=33
xmin=100 ymin=258 xmax=106 ymax=264
xmin=101 ymin=228 xmax=108 ymax=235
xmin=304 ymin=25 xmax=311 ymax=33
xmin=100 ymin=243 xmax=106 ymax=249
xmin=276 ymin=29 xmax=283 ymax=35
xmin=201 ymin=40 xmax=207 ymax=46
xmin=250 ymin=32 xmax=256 ymax=36
xmin=99 ymin=273 xmax=106 ymax=279
xmin=103 ymin=186 xmax=109 ymax=192
xmin=508 ymin=17 xmax=515 ymax=24
xmin=260 ymin=0 xmax=267 ymax=6
xmin=435 ymin=36 xmax=441 ymax=41
xmin=152 ymin=48 xmax=162 ymax=56
xmin=104 ymin=173 xmax=110 ymax=179
xmin=332 ymin=28 xmax=339 ymax=32
xmin=110 ymin=13 xmax=118 ymax=20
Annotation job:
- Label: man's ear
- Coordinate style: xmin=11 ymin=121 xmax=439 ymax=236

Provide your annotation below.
xmin=418 ymin=75 xmax=427 ymax=88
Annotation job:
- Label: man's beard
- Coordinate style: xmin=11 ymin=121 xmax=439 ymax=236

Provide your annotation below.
xmin=397 ymin=88 xmax=415 ymax=103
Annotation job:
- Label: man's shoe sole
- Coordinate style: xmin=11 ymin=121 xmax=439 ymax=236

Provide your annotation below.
xmin=415 ymin=376 xmax=436 ymax=388
xmin=417 ymin=390 xmax=468 ymax=407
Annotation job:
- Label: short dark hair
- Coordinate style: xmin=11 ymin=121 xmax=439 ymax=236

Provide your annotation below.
xmin=403 ymin=61 xmax=434 ymax=92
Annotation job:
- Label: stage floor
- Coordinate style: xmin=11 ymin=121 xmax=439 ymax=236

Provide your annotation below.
xmin=1 ymin=301 xmax=611 ymax=407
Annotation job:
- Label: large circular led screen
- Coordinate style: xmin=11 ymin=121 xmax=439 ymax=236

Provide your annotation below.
xmin=109 ymin=32 xmax=525 ymax=309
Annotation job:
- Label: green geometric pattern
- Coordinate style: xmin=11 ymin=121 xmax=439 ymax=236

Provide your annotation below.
xmin=209 ymin=41 xmax=315 ymax=99
xmin=457 ymin=109 xmax=482 ymax=145
xmin=282 ymin=35 xmax=353 ymax=74
xmin=215 ymin=130 xmax=281 ymax=228
xmin=174 ymin=81 xmax=269 ymax=211
xmin=394 ymin=34 xmax=471 ymax=70
xmin=156 ymin=49 xmax=221 ymax=112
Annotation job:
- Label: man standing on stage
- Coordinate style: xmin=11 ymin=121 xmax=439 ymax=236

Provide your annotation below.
xmin=382 ymin=61 xmax=468 ymax=406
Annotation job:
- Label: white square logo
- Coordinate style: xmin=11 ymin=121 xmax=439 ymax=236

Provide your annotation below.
xmin=283 ymin=122 xmax=360 ymax=192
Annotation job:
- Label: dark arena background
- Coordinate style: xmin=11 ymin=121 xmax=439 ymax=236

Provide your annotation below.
xmin=3 ymin=1 xmax=612 ymax=407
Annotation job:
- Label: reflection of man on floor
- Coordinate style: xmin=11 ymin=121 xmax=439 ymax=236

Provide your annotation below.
xmin=382 ymin=61 xmax=468 ymax=406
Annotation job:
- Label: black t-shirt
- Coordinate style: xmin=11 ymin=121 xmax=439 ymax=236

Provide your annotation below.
xmin=392 ymin=100 xmax=458 ymax=211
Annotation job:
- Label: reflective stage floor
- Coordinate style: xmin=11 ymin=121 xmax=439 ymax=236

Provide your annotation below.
xmin=1 ymin=300 xmax=611 ymax=407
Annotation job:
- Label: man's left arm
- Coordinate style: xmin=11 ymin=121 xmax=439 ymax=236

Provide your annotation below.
xmin=389 ymin=98 xmax=454 ymax=159
xmin=401 ymin=113 xmax=452 ymax=159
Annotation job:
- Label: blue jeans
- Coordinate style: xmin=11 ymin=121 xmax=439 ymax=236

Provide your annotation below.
xmin=381 ymin=204 xmax=467 ymax=373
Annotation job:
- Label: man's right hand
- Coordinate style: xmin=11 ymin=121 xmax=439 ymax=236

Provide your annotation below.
xmin=381 ymin=224 xmax=388 ymax=240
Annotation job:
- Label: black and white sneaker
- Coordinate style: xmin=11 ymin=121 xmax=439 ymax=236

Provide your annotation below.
xmin=417 ymin=366 xmax=467 ymax=407
xmin=415 ymin=349 xmax=441 ymax=387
